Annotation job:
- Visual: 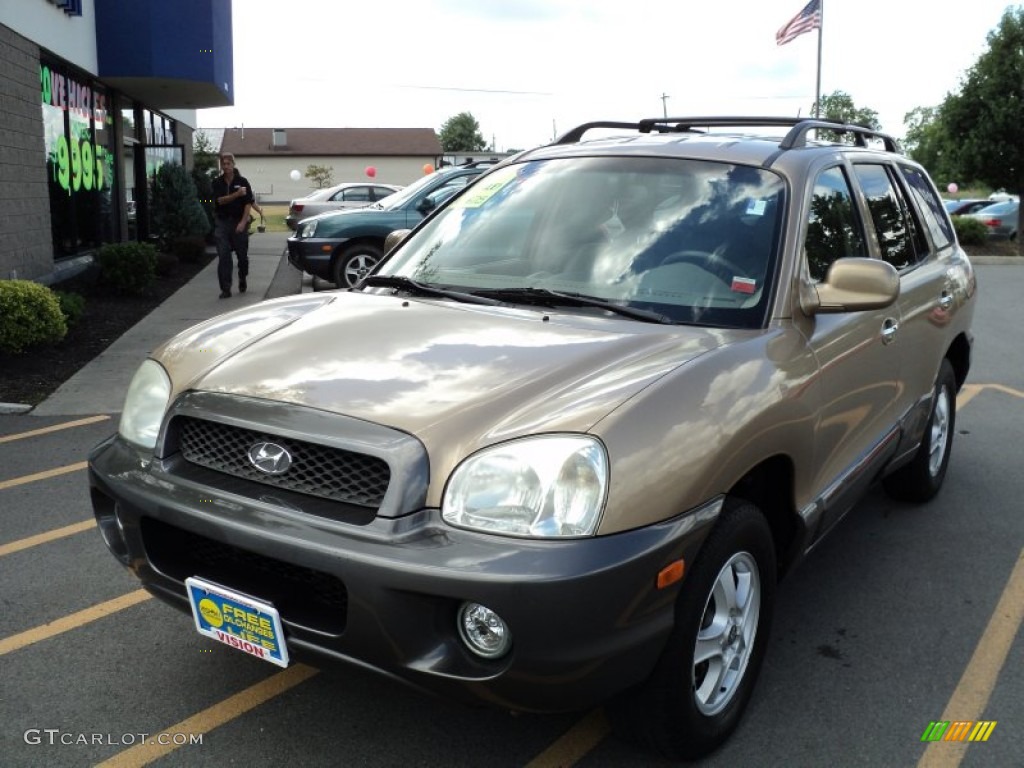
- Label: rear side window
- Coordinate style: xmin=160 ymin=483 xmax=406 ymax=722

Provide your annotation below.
xmin=805 ymin=166 xmax=867 ymax=281
xmin=851 ymin=164 xmax=928 ymax=272
xmin=899 ymin=164 xmax=953 ymax=251
xmin=341 ymin=187 xmax=372 ymax=202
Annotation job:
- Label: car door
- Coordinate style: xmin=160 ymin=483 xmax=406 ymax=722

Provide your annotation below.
xmin=796 ymin=164 xmax=904 ymax=536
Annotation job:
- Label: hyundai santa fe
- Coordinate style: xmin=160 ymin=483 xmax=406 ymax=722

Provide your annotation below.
xmin=90 ymin=116 xmax=975 ymax=761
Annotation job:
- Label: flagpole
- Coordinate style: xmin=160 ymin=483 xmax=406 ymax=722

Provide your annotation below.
xmin=814 ymin=0 xmax=823 ymax=117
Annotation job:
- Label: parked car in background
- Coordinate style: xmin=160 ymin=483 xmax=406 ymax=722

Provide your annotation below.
xmin=287 ymin=164 xmax=489 ymax=287
xmin=943 ymin=198 xmax=992 ymax=216
xmin=962 ymin=199 xmax=1019 ymax=240
xmin=91 ymin=116 xmax=975 ymax=762
xmin=285 ymin=182 xmax=403 ymax=230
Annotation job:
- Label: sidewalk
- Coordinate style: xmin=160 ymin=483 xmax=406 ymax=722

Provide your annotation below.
xmin=29 ymin=231 xmax=310 ymax=417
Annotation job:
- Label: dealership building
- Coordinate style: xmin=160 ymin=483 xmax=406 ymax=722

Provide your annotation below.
xmin=0 ymin=0 xmax=234 ymax=284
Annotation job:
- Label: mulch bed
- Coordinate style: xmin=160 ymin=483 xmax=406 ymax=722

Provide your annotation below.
xmin=0 ymin=254 xmax=213 ymax=407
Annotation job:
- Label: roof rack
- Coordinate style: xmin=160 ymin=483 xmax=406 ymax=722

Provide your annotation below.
xmin=553 ymin=117 xmax=900 ymax=153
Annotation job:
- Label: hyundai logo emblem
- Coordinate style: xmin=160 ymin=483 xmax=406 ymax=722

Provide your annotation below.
xmin=247 ymin=442 xmax=292 ymax=475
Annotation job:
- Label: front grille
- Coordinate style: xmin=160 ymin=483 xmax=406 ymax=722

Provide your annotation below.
xmin=176 ymin=417 xmax=390 ymax=507
xmin=142 ymin=517 xmax=347 ymax=634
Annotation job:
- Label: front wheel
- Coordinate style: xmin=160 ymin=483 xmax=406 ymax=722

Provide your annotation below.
xmin=883 ymin=358 xmax=957 ymax=502
xmin=608 ymin=499 xmax=776 ymax=760
xmin=333 ymin=243 xmax=383 ymax=288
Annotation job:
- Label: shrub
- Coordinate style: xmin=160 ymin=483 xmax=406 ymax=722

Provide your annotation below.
xmin=97 ymin=242 xmax=158 ymax=296
xmin=170 ymin=235 xmax=209 ymax=264
xmin=155 ymin=251 xmax=179 ymax=278
xmin=53 ymin=289 xmax=86 ymax=328
xmin=0 ymin=280 xmax=67 ymax=354
xmin=952 ymin=216 xmax=989 ymax=246
xmin=151 ymin=163 xmax=211 ymax=250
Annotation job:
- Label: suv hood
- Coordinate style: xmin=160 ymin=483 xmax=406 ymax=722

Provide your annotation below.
xmin=169 ymin=292 xmax=730 ymax=447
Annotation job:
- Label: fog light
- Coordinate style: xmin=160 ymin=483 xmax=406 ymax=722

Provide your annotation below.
xmin=457 ymin=602 xmax=511 ymax=659
xmin=91 ymin=487 xmax=129 ymax=565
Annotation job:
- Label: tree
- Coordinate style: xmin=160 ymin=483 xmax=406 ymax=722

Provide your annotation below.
xmin=151 ymin=163 xmax=211 ymax=257
xmin=903 ymin=106 xmax=959 ymax=185
xmin=812 ymin=90 xmax=881 ymax=143
xmin=941 ymin=7 xmax=1023 ymax=253
xmin=192 ymin=130 xmax=219 ymax=233
xmin=439 ymin=112 xmax=486 ymax=152
xmin=305 ymin=164 xmax=334 ymax=189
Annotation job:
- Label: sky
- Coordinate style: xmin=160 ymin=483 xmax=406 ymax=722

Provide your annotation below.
xmin=196 ymin=0 xmax=1019 ymax=151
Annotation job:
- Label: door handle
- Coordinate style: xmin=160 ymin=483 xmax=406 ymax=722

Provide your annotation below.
xmin=938 ymin=291 xmax=953 ymax=310
xmin=881 ymin=317 xmax=899 ymax=345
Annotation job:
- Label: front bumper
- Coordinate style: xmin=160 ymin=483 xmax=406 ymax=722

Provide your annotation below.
xmin=88 ymin=433 xmax=716 ymax=713
xmin=286 ymin=237 xmax=334 ymax=280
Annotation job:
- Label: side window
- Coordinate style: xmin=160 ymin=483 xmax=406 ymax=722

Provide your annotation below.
xmin=851 ymin=164 xmax=925 ymax=271
xmin=899 ymin=164 xmax=954 ymax=251
xmin=372 ymin=186 xmax=396 ymax=201
xmin=805 ymin=167 xmax=867 ymax=281
xmin=341 ymin=186 xmax=372 ymax=202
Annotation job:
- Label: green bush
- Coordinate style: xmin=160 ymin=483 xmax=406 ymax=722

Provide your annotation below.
xmin=151 ymin=163 xmax=211 ymax=250
xmin=97 ymin=242 xmax=158 ymax=296
xmin=155 ymin=251 xmax=179 ymax=278
xmin=53 ymin=289 xmax=86 ymax=328
xmin=170 ymin=235 xmax=209 ymax=264
xmin=952 ymin=216 xmax=989 ymax=246
xmin=0 ymin=280 xmax=68 ymax=354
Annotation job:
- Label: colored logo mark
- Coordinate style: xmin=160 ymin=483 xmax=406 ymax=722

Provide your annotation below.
xmin=921 ymin=720 xmax=997 ymax=742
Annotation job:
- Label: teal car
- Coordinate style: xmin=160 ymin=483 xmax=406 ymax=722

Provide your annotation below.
xmin=287 ymin=164 xmax=489 ymax=287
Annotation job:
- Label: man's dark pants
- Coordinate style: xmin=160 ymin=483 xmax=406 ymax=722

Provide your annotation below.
xmin=215 ymin=218 xmax=249 ymax=292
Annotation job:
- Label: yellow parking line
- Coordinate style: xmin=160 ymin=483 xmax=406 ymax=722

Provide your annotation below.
xmin=0 ymin=589 xmax=151 ymax=657
xmin=955 ymin=384 xmax=984 ymax=410
xmin=96 ymin=664 xmax=319 ymax=767
xmin=918 ymin=548 xmax=1024 ymax=768
xmin=525 ymin=709 xmax=610 ymax=768
xmin=0 ymin=415 xmax=110 ymax=444
xmin=0 ymin=519 xmax=96 ymax=557
xmin=0 ymin=461 xmax=88 ymax=491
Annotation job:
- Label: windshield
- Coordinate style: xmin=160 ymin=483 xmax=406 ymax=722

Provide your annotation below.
xmin=375 ymin=170 xmax=464 ymax=211
xmin=377 ymin=157 xmax=785 ymax=328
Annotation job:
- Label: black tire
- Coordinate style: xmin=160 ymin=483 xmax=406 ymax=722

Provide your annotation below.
xmin=607 ymin=499 xmax=776 ymax=761
xmin=883 ymin=359 xmax=956 ymax=503
xmin=333 ymin=243 xmax=383 ymax=288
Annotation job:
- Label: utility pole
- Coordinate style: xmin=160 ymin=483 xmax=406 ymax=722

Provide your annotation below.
xmin=660 ymin=93 xmax=669 ymax=118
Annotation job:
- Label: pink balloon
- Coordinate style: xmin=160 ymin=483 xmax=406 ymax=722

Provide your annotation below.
xmin=365 ymin=166 xmax=377 ymax=178
xmin=947 ymin=182 xmax=958 ymax=194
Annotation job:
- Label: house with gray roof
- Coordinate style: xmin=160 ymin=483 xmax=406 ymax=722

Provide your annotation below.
xmin=218 ymin=127 xmax=443 ymax=203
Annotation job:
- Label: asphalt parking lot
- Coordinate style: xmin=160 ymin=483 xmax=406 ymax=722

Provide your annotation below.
xmin=0 ymin=266 xmax=1020 ymax=767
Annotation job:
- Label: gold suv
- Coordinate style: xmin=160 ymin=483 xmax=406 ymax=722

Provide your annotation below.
xmin=90 ymin=117 xmax=976 ymax=761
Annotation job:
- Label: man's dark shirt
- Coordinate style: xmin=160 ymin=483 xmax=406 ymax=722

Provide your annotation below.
xmin=212 ymin=172 xmax=254 ymax=223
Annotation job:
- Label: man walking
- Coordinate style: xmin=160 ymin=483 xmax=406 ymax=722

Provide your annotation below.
xmin=212 ymin=152 xmax=254 ymax=298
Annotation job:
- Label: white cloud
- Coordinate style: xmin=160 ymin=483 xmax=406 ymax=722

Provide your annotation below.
xmin=199 ymin=0 xmax=1016 ymax=150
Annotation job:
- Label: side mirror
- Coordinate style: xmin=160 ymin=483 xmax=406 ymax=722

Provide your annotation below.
xmin=384 ymin=229 xmax=411 ymax=254
xmin=416 ymin=196 xmax=437 ymax=214
xmin=800 ymin=258 xmax=899 ymax=315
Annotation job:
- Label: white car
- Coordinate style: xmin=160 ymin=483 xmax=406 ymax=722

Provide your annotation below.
xmin=286 ymin=182 xmax=402 ymax=229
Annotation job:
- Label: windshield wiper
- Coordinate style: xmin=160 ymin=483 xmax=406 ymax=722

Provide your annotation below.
xmin=475 ymin=287 xmax=673 ymax=324
xmin=360 ymin=275 xmax=505 ymax=306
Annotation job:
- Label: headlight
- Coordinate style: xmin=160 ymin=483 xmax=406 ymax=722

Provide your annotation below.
xmin=118 ymin=359 xmax=171 ymax=450
xmin=442 ymin=435 xmax=608 ymax=538
xmin=299 ymin=219 xmax=318 ymax=238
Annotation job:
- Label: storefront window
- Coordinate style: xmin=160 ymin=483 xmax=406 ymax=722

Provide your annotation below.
xmin=40 ymin=59 xmax=117 ymax=257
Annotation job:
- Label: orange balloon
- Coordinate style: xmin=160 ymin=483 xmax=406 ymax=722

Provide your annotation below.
xmin=423 ymin=163 xmax=435 ymax=175
xmin=365 ymin=166 xmax=377 ymax=178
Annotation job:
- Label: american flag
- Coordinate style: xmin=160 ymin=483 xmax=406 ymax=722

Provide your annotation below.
xmin=776 ymin=0 xmax=821 ymax=46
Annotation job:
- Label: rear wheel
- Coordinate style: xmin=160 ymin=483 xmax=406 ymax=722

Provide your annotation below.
xmin=608 ymin=499 xmax=776 ymax=760
xmin=333 ymin=243 xmax=383 ymax=288
xmin=883 ymin=358 xmax=957 ymax=502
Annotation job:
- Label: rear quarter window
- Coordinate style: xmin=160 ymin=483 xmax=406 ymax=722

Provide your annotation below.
xmin=899 ymin=164 xmax=954 ymax=251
